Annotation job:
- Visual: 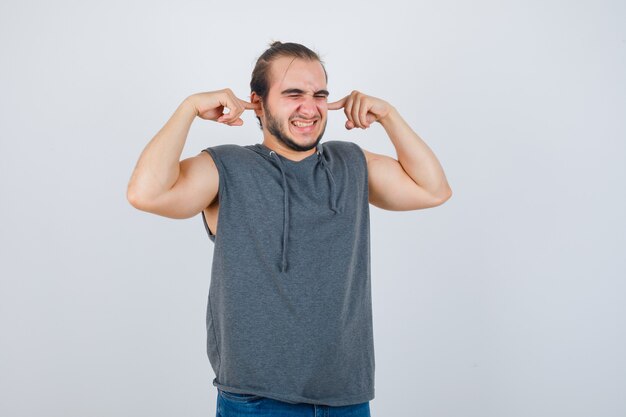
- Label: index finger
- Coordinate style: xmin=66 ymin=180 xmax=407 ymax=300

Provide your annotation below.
xmin=238 ymin=98 xmax=259 ymax=110
xmin=327 ymin=95 xmax=348 ymax=110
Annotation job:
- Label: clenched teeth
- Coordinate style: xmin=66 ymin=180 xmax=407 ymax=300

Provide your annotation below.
xmin=292 ymin=120 xmax=315 ymax=127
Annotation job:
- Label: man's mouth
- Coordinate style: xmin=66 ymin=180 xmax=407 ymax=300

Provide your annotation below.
xmin=290 ymin=119 xmax=318 ymax=133
xmin=292 ymin=120 xmax=315 ymax=127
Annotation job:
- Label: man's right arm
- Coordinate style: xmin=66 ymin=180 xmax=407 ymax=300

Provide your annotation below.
xmin=126 ymin=90 xmax=255 ymax=219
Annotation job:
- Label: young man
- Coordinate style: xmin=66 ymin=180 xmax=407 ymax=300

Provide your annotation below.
xmin=127 ymin=41 xmax=451 ymax=416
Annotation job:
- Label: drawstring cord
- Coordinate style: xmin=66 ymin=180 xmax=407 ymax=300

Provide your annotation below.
xmin=269 ymin=143 xmax=341 ymax=273
xmin=269 ymin=150 xmax=290 ymax=273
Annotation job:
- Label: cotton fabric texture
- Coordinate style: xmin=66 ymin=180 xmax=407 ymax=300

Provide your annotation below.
xmin=200 ymin=140 xmax=374 ymax=406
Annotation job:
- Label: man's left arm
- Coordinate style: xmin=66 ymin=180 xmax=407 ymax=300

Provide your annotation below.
xmin=328 ymin=91 xmax=452 ymax=211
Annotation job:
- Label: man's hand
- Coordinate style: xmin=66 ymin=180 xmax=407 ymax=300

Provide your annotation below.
xmin=327 ymin=90 xmax=394 ymax=130
xmin=188 ymin=89 xmax=258 ymax=126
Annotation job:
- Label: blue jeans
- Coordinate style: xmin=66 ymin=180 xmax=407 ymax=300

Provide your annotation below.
xmin=216 ymin=389 xmax=372 ymax=417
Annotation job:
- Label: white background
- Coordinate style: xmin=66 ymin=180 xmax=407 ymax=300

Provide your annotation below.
xmin=1 ymin=1 xmax=624 ymax=416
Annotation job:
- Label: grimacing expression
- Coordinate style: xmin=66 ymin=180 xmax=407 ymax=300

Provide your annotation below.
xmin=260 ymin=57 xmax=329 ymax=152
xmin=264 ymin=98 xmax=328 ymax=152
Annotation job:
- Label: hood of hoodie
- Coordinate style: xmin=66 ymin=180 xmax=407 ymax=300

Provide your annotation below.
xmin=247 ymin=142 xmax=341 ymax=273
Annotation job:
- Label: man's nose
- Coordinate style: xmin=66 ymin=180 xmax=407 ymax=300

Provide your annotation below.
xmin=297 ymin=96 xmax=319 ymax=118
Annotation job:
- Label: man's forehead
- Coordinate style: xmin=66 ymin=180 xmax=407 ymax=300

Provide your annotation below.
xmin=269 ymin=57 xmax=327 ymax=91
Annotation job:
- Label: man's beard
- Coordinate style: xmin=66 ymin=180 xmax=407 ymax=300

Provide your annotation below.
xmin=264 ymin=101 xmax=327 ymax=152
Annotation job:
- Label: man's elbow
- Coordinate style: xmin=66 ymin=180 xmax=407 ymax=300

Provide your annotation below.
xmin=127 ymin=186 xmax=148 ymax=211
xmin=433 ymin=187 xmax=453 ymax=206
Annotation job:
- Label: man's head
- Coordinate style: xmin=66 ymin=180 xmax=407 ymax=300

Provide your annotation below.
xmin=250 ymin=41 xmax=329 ymax=152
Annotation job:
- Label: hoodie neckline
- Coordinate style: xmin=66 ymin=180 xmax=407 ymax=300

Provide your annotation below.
xmin=255 ymin=143 xmax=319 ymax=164
xmin=249 ymin=141 xmax=341 ymax=274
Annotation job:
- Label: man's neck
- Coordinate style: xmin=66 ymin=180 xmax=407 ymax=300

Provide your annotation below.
xmin=261 ymin=138 xmax=317 ymax=162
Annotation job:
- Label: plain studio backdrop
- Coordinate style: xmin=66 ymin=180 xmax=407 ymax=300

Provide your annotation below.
xmin=1 ymin=1 xmax=624 ymax=416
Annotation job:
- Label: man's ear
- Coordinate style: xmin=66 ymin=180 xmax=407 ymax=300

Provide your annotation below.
xmin=250 ymin=92 xmax=264 ymax=118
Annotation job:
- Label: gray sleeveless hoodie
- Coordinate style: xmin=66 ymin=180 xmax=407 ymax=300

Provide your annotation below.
xmin=200 ymin=140 xmax=374 ymax=406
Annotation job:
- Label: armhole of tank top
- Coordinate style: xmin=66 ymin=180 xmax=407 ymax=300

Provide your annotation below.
xmin=351 ymin=142 xmax=369 ymax=203
xmin=201 ymin=210 xmax=216 ymax=241
xmin=201 ymin=148 xmax=225 ymax=242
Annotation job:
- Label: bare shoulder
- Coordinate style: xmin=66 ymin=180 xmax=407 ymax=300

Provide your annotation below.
xmin=181 ymin=150 xmax=218 ymax=178
xmin=181 ymin=150 xmax=219 ymax=204
xmin=196 ymin=149 xmax=217 ymax=171
xmin=137 ymin=151 xmax=219 ymax=219
xmin=358 ymin=146 xmax=393 ymax=164
xmin=357 ymin=146 xmax=445 ymax=210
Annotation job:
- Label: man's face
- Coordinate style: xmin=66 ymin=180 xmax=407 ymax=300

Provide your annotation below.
xmin=259 ymin=57 xmax=329 ymax=152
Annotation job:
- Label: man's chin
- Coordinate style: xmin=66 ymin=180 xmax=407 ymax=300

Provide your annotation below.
xmin=278 ymin=132 xmax=324 ymax=152
xmin=283 ymin=138 xmax=319 ymax=152
xmin=289 ymin=124 xmax=327 ymax=151
xmin=266 ymin=119 xmax=326 ymax=152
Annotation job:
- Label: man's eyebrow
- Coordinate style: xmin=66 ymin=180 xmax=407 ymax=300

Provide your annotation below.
xmin=280 ymin=88 xmax=330 ymax=96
